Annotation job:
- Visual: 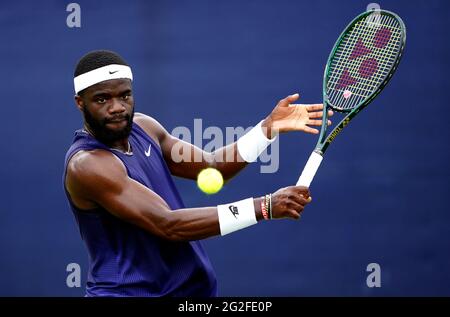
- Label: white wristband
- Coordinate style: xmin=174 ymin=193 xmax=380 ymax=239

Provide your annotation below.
xmin=237 ymin=120 xmax=277 ymax=162
xmin=217 ymin=198 xmax=257 ymax=236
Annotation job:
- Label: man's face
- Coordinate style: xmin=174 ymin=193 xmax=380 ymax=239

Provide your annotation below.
xmin=76 ymin=79 xmax=134 ymax=145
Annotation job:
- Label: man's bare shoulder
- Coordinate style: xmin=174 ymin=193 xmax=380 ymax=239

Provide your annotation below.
xmin=133 ymin=112 xmax=167 ymax=143
xmin=67 ymin=149 xmax=126 ymax=184
xmin=134 ymin=112 xmax=162 ymax=128
xmin=66 ymin=150 xmax=128 ymax=209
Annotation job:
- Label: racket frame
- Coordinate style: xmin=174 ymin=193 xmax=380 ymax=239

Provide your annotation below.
xmin=296 ymin=9 xmax=406 ymax=187
xmin=314 ymin=9 xmax=406 ymax=156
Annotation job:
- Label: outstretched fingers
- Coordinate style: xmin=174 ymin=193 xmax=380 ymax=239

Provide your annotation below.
xmin=302 ymin=126 xmax=319 ymax=134
xmin=308 ymin=109 xmax=334 ymax=119
xmin=277 ymin=93 xmax=300 ymax=107
xmin=307 ymin=119 xmax=332 ymax=126
xmin=305 ymin=103 xmax=324 ymax=111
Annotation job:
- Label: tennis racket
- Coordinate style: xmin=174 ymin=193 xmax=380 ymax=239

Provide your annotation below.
xmin=296 ymin=9 xmax=406 ymax=187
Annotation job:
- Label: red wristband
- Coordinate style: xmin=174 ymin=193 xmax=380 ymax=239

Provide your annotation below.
xmin=260 ymin=197 xmax=269 ymax=220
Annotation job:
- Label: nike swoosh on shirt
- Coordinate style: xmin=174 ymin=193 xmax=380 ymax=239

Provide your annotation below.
xmin=144 ymin=144 xmax=151 ymax=157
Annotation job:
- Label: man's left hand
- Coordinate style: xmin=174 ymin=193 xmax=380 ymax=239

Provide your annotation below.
xmin=262 ymin=93 xmax=333 ymax=139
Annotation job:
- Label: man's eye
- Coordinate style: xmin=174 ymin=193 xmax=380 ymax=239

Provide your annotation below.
xmin=96 ymin=98 xmax=106 ymax=103
xmin=122 ymin=94 xmax=130 ymax=100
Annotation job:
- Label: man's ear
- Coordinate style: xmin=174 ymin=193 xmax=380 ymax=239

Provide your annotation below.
xmin=74 ymin=95 xmax=84 ymax=112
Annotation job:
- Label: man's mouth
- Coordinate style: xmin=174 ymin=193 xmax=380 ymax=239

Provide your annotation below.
xmin=106 ymin=117 xmax=127 ymax=123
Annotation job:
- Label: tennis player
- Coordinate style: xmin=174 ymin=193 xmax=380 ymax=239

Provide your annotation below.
xmin=63 ymin=50 xmax=332 ymax=297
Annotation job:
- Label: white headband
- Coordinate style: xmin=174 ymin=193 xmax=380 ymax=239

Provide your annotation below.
xmin=74 ymin=64 xmax=133 ymax=94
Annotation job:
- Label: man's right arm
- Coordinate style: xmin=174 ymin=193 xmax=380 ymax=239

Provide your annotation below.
xmin=65 ymin=150 xmax=310 ymax=241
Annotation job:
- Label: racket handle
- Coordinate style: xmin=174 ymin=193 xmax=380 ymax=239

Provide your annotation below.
xmin=296 ymin=151 xmax=323 ymax=187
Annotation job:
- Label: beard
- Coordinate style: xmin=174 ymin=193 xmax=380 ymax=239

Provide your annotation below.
xmin=83 ymin=107 xmax=135 ymax=145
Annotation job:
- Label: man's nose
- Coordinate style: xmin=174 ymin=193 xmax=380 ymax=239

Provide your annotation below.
xmin=108 ymin=98 xmax=126 ymax=113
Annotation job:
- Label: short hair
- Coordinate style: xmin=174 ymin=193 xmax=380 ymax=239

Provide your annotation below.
xmin=74 ymin=50 xmax=129 ymax=77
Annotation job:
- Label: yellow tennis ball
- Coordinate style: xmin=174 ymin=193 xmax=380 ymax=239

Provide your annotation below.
xmin=197 ymin=168 xmax=224 ymax=195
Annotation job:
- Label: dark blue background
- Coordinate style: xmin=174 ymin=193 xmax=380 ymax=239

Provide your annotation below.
xmin=0 ymin=0 xmax=448 ymax=296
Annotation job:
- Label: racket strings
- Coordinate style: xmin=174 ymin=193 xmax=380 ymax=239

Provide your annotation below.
xmin=329 ymin=15 xmax=401 ymax=95
xmin=326 ymin=13 xmax=403 ymax=111
xmin=330 ymin=17 xmax=401 ymax=107
xmin=329 ymin=15 xmax=402 ymax=109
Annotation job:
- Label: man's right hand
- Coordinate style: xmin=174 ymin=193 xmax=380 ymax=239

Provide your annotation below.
xmin=271 ymin=186 xmax=312 ymax=220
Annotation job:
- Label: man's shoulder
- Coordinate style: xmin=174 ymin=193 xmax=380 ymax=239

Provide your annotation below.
xmin=133 ymin=112 xmax=159 ymax=127
xmin=65 ymin=149 xmax=127 ymax=207
xmin=133 ymin=112 xmax=147 ymax=120
xmin=67 ymin=149 xmax=123 ymax=179
xmin=133 ymin=112 xmax=166 ymax=144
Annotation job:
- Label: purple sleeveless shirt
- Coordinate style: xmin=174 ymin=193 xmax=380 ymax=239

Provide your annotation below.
xmin=63 ymin=123 xmax=217 ymax=297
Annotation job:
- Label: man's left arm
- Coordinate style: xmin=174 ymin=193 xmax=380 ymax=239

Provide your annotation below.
xmin=135 ymin=93 xmax=332 ymax=181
